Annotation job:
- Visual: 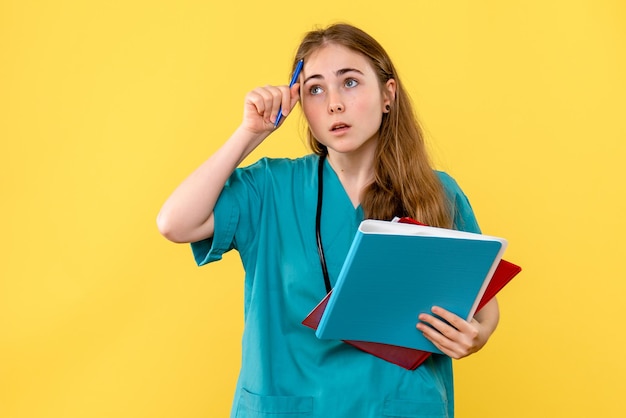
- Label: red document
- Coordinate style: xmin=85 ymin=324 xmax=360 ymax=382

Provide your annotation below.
xmin=302 ymin=231 xmax=522 ymax=370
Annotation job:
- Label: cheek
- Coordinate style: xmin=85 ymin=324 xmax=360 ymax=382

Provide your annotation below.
xmin=353 ymin=99 xmax=383 ymax=128
xmin=302 ymin=102 xmax=324 ymax=132
xmin=355 ymin=95 xmax=382 ymax=114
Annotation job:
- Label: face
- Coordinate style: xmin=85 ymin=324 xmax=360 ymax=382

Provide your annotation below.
xmin=300 ymin=43 xmax=395 ymax=157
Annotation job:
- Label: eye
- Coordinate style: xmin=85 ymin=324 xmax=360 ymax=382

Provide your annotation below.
xmin=309 ymin=85 xmax=324 ymax=95
xmin=344 ymin=78 xmax=358 ymax=88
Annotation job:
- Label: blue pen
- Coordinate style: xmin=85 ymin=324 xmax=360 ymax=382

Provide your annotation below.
xmin=274 ymin=59 xmax=304 ymax=127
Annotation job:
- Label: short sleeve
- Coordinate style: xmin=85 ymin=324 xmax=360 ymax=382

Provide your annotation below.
xmin=190 ymin=188 xmax=240 ymax=266
xmin=190 ymin=160 xmax=267 ymax=266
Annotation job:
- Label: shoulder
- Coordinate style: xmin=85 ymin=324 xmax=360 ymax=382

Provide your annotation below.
xmin=226 ymin=154 xmax=317 ymax=185
xmin=224 ymin=154 xmax=319 ymax=198
xmin=434 ymin=171 xmax=481 ymax=233
xmin=238 ymin=154 xmax=318 ymax=176
xmin=435 ymin=170 xmax=468 ymax=205
xmin=435 ymin=171 xmax=462 ymax=193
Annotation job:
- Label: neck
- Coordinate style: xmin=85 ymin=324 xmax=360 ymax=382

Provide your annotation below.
xmin=326 ymin=149 xmax=376 ymax=208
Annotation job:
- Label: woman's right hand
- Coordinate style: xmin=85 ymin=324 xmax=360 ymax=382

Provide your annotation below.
xmin=157 ymin=82 xmax=300 ymax=244
xmin=241 ymin=83 xmax=301 ymax=135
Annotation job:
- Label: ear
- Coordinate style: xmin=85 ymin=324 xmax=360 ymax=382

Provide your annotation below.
xmin=382 ymin=78 xmax=397 ymax=112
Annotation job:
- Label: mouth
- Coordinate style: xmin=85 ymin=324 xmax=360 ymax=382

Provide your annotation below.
xmin=330 ymin=122 xmax=351 ymax=132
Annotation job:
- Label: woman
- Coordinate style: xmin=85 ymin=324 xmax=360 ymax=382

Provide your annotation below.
xmin=158 ymin=23 xmax=499 ymax=418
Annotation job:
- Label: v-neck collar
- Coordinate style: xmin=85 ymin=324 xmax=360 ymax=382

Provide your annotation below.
xmin=322 ymin=156 xmax=364 ymax=214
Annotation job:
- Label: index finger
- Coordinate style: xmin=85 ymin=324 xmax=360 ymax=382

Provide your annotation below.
xmin=430 ymin=306 xmax=471 ymax=332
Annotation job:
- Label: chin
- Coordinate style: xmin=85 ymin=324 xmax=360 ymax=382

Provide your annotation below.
xmin=326 ymin=137 xmax=377 ymax=155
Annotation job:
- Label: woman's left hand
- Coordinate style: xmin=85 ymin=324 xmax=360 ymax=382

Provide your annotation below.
xmin=416 ymin=299 xmax=499 ymax=359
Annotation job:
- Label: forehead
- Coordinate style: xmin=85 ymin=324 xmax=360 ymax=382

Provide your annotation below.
xmin=302 ymin=43 xmax=375 ymax=78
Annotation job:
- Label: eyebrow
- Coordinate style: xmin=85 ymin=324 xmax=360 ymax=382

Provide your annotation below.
xmin=303 ymin=68 xmax=365 ymax=85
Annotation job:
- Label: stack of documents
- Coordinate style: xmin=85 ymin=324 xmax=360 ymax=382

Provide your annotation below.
xmin=303 ymin=219 xmax=521 ymax=369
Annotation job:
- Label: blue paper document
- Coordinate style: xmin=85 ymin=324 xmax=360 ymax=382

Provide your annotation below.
xmin=315 ymin=220 xmax=508 ymax=354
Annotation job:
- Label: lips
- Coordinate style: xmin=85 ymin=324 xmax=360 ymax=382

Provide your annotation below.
xmin=330 ymin=122 xmax=351 ymax=132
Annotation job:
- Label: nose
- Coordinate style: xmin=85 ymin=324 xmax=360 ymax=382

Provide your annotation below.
xmin=329 ymin=103 xmax=344 ymax=113
xmin=328 ymin=89 xmax=344 ymax=114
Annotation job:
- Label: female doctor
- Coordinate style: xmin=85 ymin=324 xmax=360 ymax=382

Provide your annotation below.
xmin=157 ymin=23 xmax=499 ymax=418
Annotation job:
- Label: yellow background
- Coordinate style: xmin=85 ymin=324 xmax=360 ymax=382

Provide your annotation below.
xmin=1 ymin=0 xmax=625 ymax=417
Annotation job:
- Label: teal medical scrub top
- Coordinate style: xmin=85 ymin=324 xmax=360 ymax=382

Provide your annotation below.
xmin=191 ymin=154 xmax=481 ymax=418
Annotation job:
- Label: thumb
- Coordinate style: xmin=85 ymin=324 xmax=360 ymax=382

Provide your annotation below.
xmin=288 ymin=82 xmax=301 ymax=112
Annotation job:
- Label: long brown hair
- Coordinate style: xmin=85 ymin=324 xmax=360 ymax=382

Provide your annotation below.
xmin=293 ymin=23 xmax=453 ymax=228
